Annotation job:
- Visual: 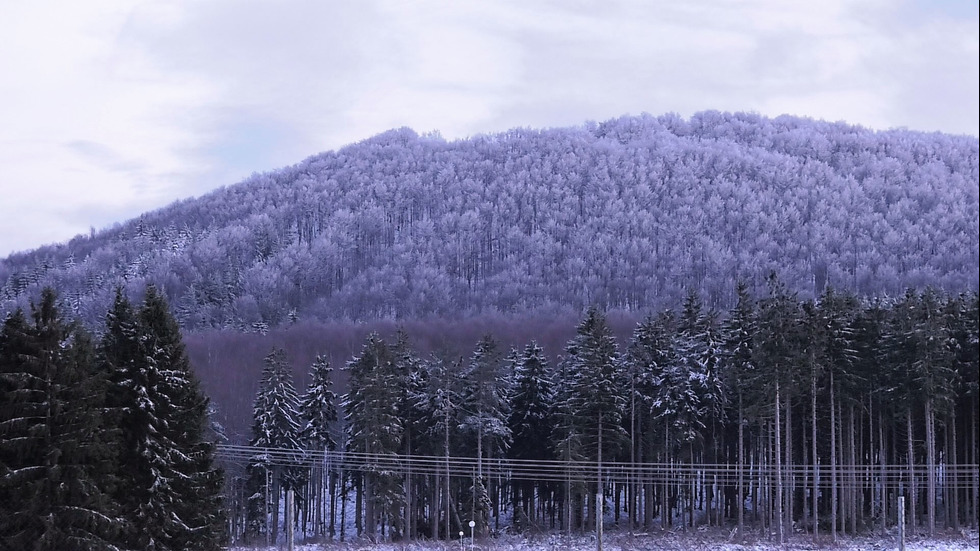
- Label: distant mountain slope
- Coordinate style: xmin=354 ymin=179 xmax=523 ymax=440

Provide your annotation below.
xmin=2 ymin=111 xmax=977 ymax=329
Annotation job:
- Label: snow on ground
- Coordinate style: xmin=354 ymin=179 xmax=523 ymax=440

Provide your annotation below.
xmin=230 ymin=527 xmax=980 ymax=550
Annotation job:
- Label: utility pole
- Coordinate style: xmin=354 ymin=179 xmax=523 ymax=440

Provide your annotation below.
xmin=287 ymin=488 xmax=295 ymax=551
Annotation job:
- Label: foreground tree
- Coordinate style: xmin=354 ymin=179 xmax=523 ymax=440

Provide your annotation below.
xmin=0 ymin=289 xmax=124 ymax=550
xmin=105 ymin=286 xmax=226 ymax=551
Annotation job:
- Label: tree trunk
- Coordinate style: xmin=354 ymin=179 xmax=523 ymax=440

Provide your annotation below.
xmin=848 ymin=402 xmax=857 ymax=535
xmin=878 ymin=405 xmax=886 ymax=534
xmin=738 ymin=391 xmax=745 ymax=541
xmin=907 ymin=408 xmax=917 ymax=535
xmin=785 ymin=393 xmax=793 ymax=534
xmin=811 ymin=366 xmax=819 ymax=542
xmin=775 ymin=381 xmax=784 ymax=545
xmin=830 ymin=372 xmax=838 ymax=542
xmin=925 ymin=397 xmax=936 ymax=536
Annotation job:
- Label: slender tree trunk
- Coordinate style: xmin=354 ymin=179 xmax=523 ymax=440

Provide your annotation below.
xmin=878 ymin=405 xmax=886 ymax=534
xmin=972 ymin=398 xmax=978 ymax=530
xmin=406 ymin=430 xmax=413 ymax=540
xmin=630 ymin=380 xmax=637 ymax=531
xmin=738 ymin=392 xmax=745 ymax=541
xmin=830 ymin=373 xmax=838 ymax=542
xmin=597 ymin=414 xmax=603 ymax=551
xmin=431 ymin=474 xmax=439 ymax=539
xmin=444 ymin=416 xmax=451 ymax=540
xmin=785 ymin=394 xmax=793 ymax=534
xmin=340 ymin=471 xmax=348 ymax=542
xmin=273 ymin=470 xmax=281 ymax=544
xmin=329 ymin=468 xmax=337 ymax=539
xmin=907 ymin=408 xmax=917 ymax=535
xmin=775 ymin=382 xmax=784 ymax=545
xmin=848 ymin=402 xmax=857 ymax=535
xmin=811 ymin=367 xmax=819 ymax=542
xmin=925 ymin=397 xmax=936 ymax=536
xmin=949 ymin=411 xmax=958 ymax=530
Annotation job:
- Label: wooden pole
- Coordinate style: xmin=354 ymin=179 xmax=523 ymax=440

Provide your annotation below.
xmin=287 ymin=488 xmax=295 ymax=551
xmin=898 ymin=496 xmax=905 ymax=551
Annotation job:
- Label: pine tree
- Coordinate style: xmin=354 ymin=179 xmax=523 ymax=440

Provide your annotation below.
xmin=414 ymin=353 xmax=466 ymax=540
xmin=554 ymin=307 xmax=626 ymax=538
xmin=247 ymin=347 xmax=303 ymax=544
xmin=0 ymin=289 xmax=124 ymax=550
xmin=300 ymin=355 xmax=338 ymax=452
xmin=720 ymin=281 xmax=756 ymax=538
xmin=104 ymin=285 xmax=226 ymax=551
xmin=752 ymin=273 xmax=805 ymax=544
xmin=507 ymin=341 xmax=555 ymax=531
xmin=342 ymin=334 xmax=404 ymax=541
xmin=298 ymin=354 xmax=338 ymax=539
xmin=460 ymin=334 xmax=511 ymax=536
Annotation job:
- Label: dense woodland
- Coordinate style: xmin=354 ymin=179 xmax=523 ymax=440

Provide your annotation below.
xmin=0 ymin=287 xmax=225 ymax=550
xmin=1 ymin=112 xmax=977 ymax=330
xmin=0 ymin=113 xmax=977 ymax=549
xmin=230 ymin=280 xmax=978 ymax=546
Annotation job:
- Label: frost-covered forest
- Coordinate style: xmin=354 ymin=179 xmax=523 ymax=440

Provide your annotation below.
xmin=226 ymin=281 xmax=978 ymax=548
xmin=1 ymin=112 xmax=977 ymax=329
xmin=1 ymin=112 xmax=978 ymax=550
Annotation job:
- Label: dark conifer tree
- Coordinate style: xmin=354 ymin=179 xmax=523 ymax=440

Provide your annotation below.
xmin=342 ymin=334 xmax=404 ymax=541
xmin=460 ymin=334 xmax=511 ymax=536
xmin=104 ymin=285 xmax=225 ymax=551
xmin=507 ymin=341 xmax=555 ymax=531
xmin=554 ymin=307 xmax=626 ymax=535
xmin=300 ymin=354 xmax=338 ymax=452
xmin=0 ymin=289 xmax=124 ymax=550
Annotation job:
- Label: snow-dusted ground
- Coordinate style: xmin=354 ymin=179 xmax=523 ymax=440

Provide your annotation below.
xmin=230 ymin=527 xmax=980 ymax=550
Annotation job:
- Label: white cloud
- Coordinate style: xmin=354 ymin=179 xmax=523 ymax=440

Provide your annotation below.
xmin=0 ymin=0 xmax=976 ymax=257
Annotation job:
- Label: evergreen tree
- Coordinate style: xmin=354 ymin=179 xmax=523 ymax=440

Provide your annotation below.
xmin=342 ymin=334 xmax=404 ymax=541
xmin=720 ymin=281 xmax=756 ymax=537
xmin=0 ymin=289 xmax=124 ymax=550
xmin=246 ymin=347 xmax=303 ymax=544
xmin=460 ymin=334 xmax=511 ymax=536
xmin=299 ymin=354 xmax=338 ymax=452
xmin=507 ymin=341 xmax=555 ymax=531
xmin=105 ymin=285 xmax=226 ymax=551
xmin=554 ymin=307 xmax=626 ymax=535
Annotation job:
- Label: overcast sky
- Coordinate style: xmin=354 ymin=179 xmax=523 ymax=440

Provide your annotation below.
xmin=1 ymin=0 xmax=977 ymax=258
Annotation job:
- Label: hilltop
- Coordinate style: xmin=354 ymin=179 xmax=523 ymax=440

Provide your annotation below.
xmin=1 ymin=111 xmax=977 ymax=330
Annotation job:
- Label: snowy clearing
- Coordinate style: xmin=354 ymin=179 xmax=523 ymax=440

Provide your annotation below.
xmin=230 ymin=528 xmax=980 ymax=550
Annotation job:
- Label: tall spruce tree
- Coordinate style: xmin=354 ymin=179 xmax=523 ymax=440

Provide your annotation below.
xmin=104 ymin=285 xmax=225 ymax=551
xmin=342 ymin=334 xmax=404 ymax=541
xmin=507 ymin=341 xmax=555 ymax=531
xmin=0 ymin=289 xmax=124 ymax=550
xmin=247 ymin=347 xmax=303 ymax=544
xmin=461 ymin=334 xmax=511 ymax=536
xmin=554 ymin=307 xmax=626 ymax=538
xmin=300 ymin=354 xmax=338 ymax=452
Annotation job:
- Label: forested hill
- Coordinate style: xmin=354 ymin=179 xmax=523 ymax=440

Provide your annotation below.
xmin=1 ymin=111 xmax=978 ymax=330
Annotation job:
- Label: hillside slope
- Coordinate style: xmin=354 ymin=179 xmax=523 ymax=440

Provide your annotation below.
xmin=1 ymin=111 xmax=977 ymax=329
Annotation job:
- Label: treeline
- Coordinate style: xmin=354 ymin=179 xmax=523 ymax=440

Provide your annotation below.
xmin=0 ymin=287 xmax=225 ymax=551
xmin=234 ymin=280 xmax=979 ymax=546
xmin=3 ymin=111 xmax=977 ymax=329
